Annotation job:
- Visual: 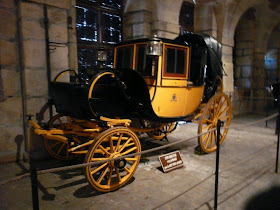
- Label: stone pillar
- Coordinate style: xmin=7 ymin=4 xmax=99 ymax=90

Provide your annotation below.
xmin=123 ymin=0 xmax=182 ymax=40
xmin=194 ymin=3 xmax=217 ymax=37
xmin=0 ymin=0 xmax=26 ymax=162
xmin=252 ymin=50 xmax=266 ymax=112
xmin=0 ymin=0 xmax=76 ymax=162
xmin=152 ymin=0 xmax=181 ymax=39
xmin=123 ymin=0 xmax=152 ymax=40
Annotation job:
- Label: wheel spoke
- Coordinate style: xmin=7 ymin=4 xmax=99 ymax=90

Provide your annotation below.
xmin=121 ymin=146 xmax=137 ymax=156
xmin=107 ymin=167 xmax=113 ymax=186
xmin=124 ymin=167 xmax=131 ymax=174
xmin=73 ymin=137 xmax=82 ymax=144
xmin=218 ymin=106 xmax=230 ymax=118
xmin=204 ymin=118 xmax=212 ymax=124
xmin=97 ymin=167 xmax=109 ymax=184
xmin=209 ymin=133 xmax=213 ymax=149
xmin=217 ymin=99 xmax=227 ymax=114
xmin=202 ymin=124 xmax=212 ymax=131
xmin=91 ymin=162 xmax=109 ymax=175
xmin=219 ymin=115 xmax=230 ymax=121
xmin=115 ymin=133 xmax=123 ymax=152
xmin=115 ymin=168 xmax=122 ymax=182
xmin=204 ymin=132 xmax=211 ymax=148
xmin=215 ymin=98 xmax=223 ymax=116
xmin=49 ymin=141 xmax=60 ymax=149
xmin=57 ymin=143 xmax=65 ymax=155
xmin=110 ymin=137 xmax=114 ymax=153
xmin=91 ymin=157 xmax=108 ymax=161
xmin=98 ymin=145 xmax=111 ymax=156
xmin=125 ymin=157 xmax=137 ymax=161
xmin=201 ymin=132 xmax=209 ymax=143
xmin=118 ymin=137 xmax=132 ymax=153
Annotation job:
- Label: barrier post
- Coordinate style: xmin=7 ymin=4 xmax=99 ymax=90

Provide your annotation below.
xmin=30 ymin=155 xmax=39 ymax=210
xmin=276 ymin=113 xmax=280 ymax=173
xmin=214 ymin=120 xmax=222 ymax=210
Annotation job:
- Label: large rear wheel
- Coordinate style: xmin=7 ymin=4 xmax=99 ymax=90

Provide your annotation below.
xmin=198 ymin=93 xmax=232 ymax=153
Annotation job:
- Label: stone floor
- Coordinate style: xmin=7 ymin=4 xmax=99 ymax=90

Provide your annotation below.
xmin=1 ymin=113 xmax=280 ymax=210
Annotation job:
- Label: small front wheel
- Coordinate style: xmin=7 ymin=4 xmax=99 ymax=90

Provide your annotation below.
xmin=44 ymin=114 xmax=73 ymax=160
xmin=84 ymin=127 xmax=141 ymax=192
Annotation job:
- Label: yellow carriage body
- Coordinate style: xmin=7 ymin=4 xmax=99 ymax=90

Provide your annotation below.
xmin=114 ymin=41 xmax=204 ymax=119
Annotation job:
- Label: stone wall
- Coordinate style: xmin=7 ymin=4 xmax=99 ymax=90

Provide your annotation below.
xmin=0 ymin=0 xmax=24 ymax=162
xmin=0 ymin=0 xmax=77 ymax=162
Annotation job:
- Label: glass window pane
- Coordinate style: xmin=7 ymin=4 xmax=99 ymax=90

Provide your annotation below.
xmin=166 ymin=48 xmax=176 ymax=73
xmin=78 ymin=47 xmax=97 ymax=70
xmin=76 ymin=6 xmax=98 ymax=42
xmin=176 ymin=49 xmax=185 ymax=74
xmin=137 ymin=46 xmax=145 ymax=73
xmin=105 ymin=49 xmax=114 ymax=68
xmin=179 ymin=2 xmax=194 ymax=33
xmin=116 ymin=46 xmax=133 ymax=69
xmin=101 ymin=0 xmax=121 ymax=9
xmin=102 ymin=12 xmax=122 ymax=44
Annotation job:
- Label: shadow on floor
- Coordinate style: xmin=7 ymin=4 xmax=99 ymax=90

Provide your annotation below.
xmin=244 ymin=186 xmax=280 ymax=210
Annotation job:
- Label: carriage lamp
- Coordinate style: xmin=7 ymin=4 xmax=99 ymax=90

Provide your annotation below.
xmin=146 ymin=35 xmax=163 ymax=56
xmin=97 ymin=48 xmax=107 ymax=62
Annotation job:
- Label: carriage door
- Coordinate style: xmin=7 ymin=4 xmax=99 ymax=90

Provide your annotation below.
xmin=157 ymin=44 xmax=190 ymax=117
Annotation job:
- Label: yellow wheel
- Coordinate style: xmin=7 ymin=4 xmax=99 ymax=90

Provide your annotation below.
xmin=144 ymin=121 xmax=177 ymax=140
xmin=198 ymin=93 xmax=232 ymax=153
xmin=44 ymin=114 xmax=73 ymax=160
xmin=85 ymin=127 xmax=141 ymax=192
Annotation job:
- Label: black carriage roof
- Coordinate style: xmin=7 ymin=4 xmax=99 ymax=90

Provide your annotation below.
xmin=115 ymin=33 xmax=210 ymax=48
xmin=115 ymin=37 xmax=188 ymax=47
xmin=115 ymin=33 xmax=222 ymax=58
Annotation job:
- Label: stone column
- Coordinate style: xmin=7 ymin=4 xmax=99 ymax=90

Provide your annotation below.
xmin=194 ymin=3 xmax=217 ymax=37
xmin=0 ymin=0 xmax=25 ymax=162
xmin=252 ymin=50 xmax=266 ymax=112
xmin=123 ymin=0 xmax=152 ymax=40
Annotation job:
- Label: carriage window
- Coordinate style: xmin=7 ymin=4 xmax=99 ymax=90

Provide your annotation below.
xmin=164 ymin=46 xmax=188 ymax=78
xmin=136 ymin=45 xmax=156 ymax=76
xmin=115 ymin=46 xmax=133 ymax=69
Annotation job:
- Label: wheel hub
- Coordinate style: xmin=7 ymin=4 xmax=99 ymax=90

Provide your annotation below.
xmin=109 ymin=153 xmax=126 ymax=169
xmin=212 ymin=118 xmax=218 ymax=127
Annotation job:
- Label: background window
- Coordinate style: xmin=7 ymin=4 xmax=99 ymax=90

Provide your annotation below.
xmin=179 ymin=2 xmax=194 ymax=34
xmin=76 ymin=0 xmax=122 ymax=71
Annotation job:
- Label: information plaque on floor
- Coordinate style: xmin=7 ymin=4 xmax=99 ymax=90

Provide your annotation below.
xmin=158 ymin=150 xmax=183 ymax=172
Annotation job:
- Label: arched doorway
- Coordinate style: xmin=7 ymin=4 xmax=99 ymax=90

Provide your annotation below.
xmin=265 ymin=22 xmax=280 ymax=109
xmin=233 ymin=8 xmax=257 ymax=114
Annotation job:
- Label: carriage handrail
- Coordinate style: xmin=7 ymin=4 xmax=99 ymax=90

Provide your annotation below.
xmin=87 ymin=71 xmax=115 ymax=118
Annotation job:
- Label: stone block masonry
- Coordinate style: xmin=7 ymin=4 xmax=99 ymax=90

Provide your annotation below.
xmin=0 ymin=0 xmax=75 ymax=162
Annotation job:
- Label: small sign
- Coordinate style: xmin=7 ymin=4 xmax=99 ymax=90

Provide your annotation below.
xmin=158 ymin=150 xmax=184 ymax=172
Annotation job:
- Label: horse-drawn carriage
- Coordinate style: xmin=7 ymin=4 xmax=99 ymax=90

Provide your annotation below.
xmin=29 ymin=33 xmax=232 ymax=192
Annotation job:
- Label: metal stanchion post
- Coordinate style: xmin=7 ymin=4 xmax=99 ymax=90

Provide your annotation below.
xmin=27 ymin=114 xmax=40 ymax=209
xmin=276 ymin=113 xmax=280 ymax=173
xmin=30 ymin=156 xmax=39 ymax=210
xmin=214 ymin=120 xmax=222 ymax=210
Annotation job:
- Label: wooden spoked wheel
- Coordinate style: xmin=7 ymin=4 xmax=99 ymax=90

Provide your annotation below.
xmin=85 ymin=127 xmax=141 ymax=192
xmin=145 ymin=122 xmax=177 ymax=140
xmin=198 ymin=93 xmax=232 ymax=153
xmin=44 ymin=114 xmax=73 ymax=160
